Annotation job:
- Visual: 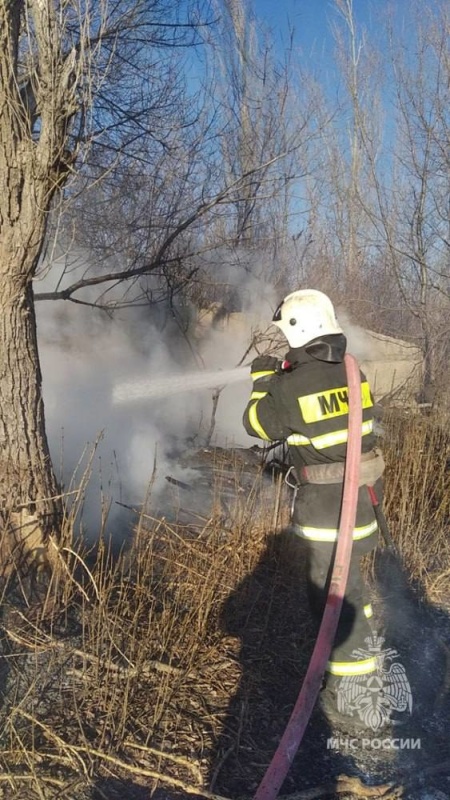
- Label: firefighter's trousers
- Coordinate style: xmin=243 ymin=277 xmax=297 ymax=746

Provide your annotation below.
xmin=292 ymin=535 xmax=377 ymax=678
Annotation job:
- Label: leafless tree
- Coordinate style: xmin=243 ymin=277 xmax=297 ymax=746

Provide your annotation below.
xmin=325 ymin=0 xmax=384 ymax=285
xmin=359 ymin=1 xmax=450 ymax=390
xmin=0 ymin=0 xmax=306 ymax=569
xmin=0 ymin=0 xmax=215 ymax=568
xmin=298 ymin=0 xmax=448 ymax=375
xmin=182 ymin=0 xmax=316 ymax=306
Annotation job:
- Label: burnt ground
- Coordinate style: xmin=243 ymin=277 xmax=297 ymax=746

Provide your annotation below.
xmin=0 ymin=445 xmax=449 ymax=800
xmin=209 ymin=550 xmax=450 ymax=800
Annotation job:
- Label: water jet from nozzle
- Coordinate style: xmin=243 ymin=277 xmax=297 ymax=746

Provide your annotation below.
xmin=112 ymin=366 xmax=249 ymax=405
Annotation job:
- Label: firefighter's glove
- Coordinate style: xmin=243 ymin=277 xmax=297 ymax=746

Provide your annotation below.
xmin=250 ymin=355 xmax=280 ymax=384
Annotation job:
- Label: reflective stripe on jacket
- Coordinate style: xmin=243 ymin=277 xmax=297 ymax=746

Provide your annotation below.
xmin=243 ymin=336 xmax=377 ymax=465
xmin=242 ymin=335 xmax=380 ymax=550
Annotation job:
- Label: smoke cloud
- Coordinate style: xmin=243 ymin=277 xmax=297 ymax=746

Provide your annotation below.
xmin=35 ymin=251 xmax=277 ymax=542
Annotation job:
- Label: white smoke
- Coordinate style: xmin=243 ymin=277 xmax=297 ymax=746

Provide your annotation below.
xmin=337 ymin=310 xmax=375 ymax=363
xmin=35 ymin=250 xmax=278 ymax=541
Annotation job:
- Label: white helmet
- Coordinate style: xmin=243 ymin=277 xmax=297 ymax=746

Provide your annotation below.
xmin=272 ymin=289 xmax=343 ymax=348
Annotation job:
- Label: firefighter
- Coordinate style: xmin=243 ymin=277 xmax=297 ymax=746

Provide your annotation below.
xmin=243 ymin=289 xmax=385 ymax=726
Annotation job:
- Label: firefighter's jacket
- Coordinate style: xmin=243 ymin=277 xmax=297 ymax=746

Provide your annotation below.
xmin=243 ymin=334 xmax=379 ymax=555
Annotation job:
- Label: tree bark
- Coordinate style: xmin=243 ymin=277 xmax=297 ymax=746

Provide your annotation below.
xmin=0 ymin=273 xmax=61 ymax=571
xmin=0 ymin=1 xmax=75 ymax=570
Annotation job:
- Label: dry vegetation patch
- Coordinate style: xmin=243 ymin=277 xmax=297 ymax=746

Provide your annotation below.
xmin=382 ymin=409 xmax=450 ymax=601
xmin=0 ymin=423 xmax=448 ymax=799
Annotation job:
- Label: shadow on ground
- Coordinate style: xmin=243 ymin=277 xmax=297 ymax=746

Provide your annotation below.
xmin=206 ymin=536 xmax=450 ymax=799
xmin=372 ymin=547 xmax=450 ymax=798
xmin=208 ymin=529 xmax=380 ymax=798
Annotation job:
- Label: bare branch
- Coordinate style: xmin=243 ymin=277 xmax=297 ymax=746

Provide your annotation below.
xmin=35 ymin=151 xmax=297 ymax=302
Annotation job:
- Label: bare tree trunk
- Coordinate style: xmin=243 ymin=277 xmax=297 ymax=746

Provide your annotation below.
xmin=0 ymin=272 xmax=61 ymax=570
xmin=0 ymin=0 xmax=76 ymax=569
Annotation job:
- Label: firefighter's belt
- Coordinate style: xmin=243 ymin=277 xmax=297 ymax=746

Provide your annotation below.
xmin=300 ymin=449 xmax=385 ymax=486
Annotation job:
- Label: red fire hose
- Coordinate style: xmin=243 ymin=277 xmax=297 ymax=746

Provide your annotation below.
xmin=253 ymin=353 xmax=363 ymax=800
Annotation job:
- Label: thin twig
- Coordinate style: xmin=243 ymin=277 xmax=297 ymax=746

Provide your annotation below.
xmin=123 ymin=739 xmax=203 ymax=783
xmin=4 ymin=627 xmax=182 ymax=675
xmin=13 ymin=490 xmax=80 ymax=510
xmin=280 ymin=775 xmax=398 ymax=799
xmin=0 ymin=774 xmax=65 ymax=787
xmin=65 ymin=744 xmax=231 ymax=799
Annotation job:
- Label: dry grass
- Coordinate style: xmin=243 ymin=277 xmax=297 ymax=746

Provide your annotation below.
xmin=382 ymin=408 xmax=450 ymax=602
xmin=0 ymin=452 xmax=296 ymax=798
xmin=0 ymin=416 xmax=448 ymax=798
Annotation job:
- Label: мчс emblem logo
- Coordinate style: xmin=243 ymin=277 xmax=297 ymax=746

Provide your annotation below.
xmin=336 ymin=633 xmax=412 ymax=731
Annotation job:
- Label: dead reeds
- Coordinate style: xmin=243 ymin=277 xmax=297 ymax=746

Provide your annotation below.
xmin=382 ymin=408 xmax=450 ymax=601
xmin=0 ymin=415 xmax=448 ymax=797
xmin=0 ymin=450 xmax=291 ymax=798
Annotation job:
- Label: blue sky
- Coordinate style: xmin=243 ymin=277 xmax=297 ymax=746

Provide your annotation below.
xmin=257 ymin=0 xmax=394 ymax=47
xmin=254 ymin=0 xmax=409 ymax=75
xmin=246 ymin=0 xmax=419 ymax=129
xmin=191 ymin=1 xmax=412 ymax=95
